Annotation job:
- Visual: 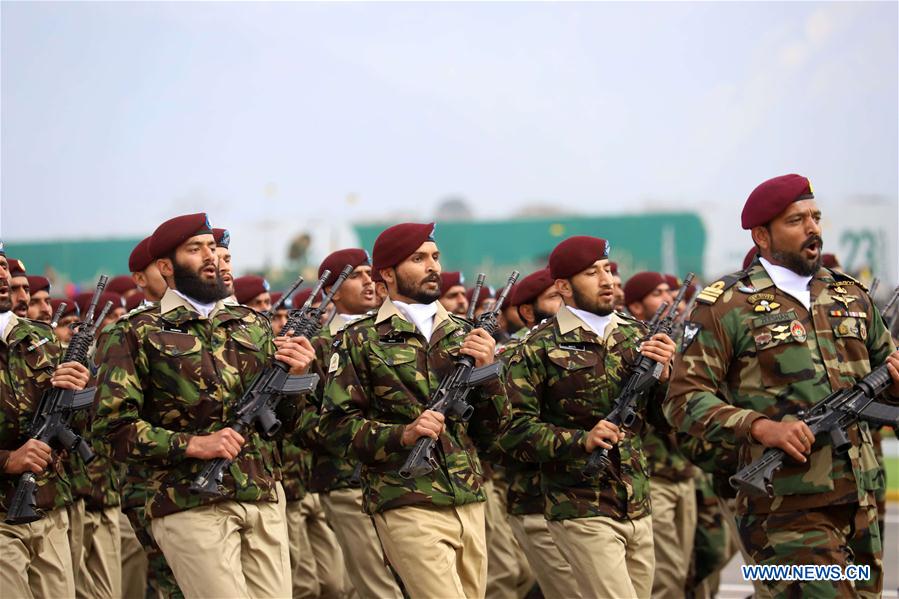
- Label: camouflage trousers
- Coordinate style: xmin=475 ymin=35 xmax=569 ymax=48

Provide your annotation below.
xmin=736 ymin=502 xmax=882 ymax=599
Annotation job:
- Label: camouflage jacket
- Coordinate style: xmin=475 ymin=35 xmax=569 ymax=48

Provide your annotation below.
xmin=306 ymin=314 xmax=368 ymax=495
xmin=70 ymin=351 xmax=123 ymax=511
xmin=499 ymin=306 xmax=661 ymax=521
xmin=665 ymin=262 xmax=896 ymax=515
xmin=643 ymin=389 xmax=695 ymax=482
xmin=92 ymin=289 xmax=299 ymax=519
xmin=494 ymin=327 xmax=544 ymax=516
xmin=318 ymin=298 xmax=510 ymax=514
xmin=0 ymin=314 xmax=72 ymax=512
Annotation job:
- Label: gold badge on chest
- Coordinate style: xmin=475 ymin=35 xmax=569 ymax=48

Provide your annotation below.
xmin=747 ymin=293 xmax=780 ymax=312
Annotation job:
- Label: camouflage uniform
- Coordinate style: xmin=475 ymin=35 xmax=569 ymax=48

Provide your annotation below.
xmin=305 ymin=313 xmax=403 ymax=599
xmin=92 ymin=289 xmax=298 ymax=598
xmin=498 ymin=306 xmax=659 ymax=598
xmin=0 ymin=313 xmax=76 ymax=597
xmin=319 ymin=298 xmax=510 ymax=599
xmin=498 ymin=330 xmax=582 ymax=599
xmin=665 ymin=262 xmax=896 ymax=598
xmin=644 ymin=355 xmax=697 ymax=598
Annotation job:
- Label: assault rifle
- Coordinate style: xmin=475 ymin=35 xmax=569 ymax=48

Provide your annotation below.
xmin=264 ymin=274 xmax=304 ymax=317
xmin=466 ymin=273 xmax=487 ymax=322
xmin=6 ymin=276 xmax=112 ymax=524
xmin=399 ymin=271 xmax=520 ymax=479
xmin=190 ymin=266 xmax=353 ymax=497
xmin=730 ymin=362 xmax=899 ymax=497
xmin=583 ymin=273 xmax=696 ymax=478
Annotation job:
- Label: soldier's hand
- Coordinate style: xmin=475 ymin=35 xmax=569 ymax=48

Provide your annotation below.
xmin=274 ymin=335 xmax=316 ymax=375
xmin=638 ymin=334 xmax=677 ymax=381
xmin=4 ymin=439 xmax=52 ymax=474
xmin=750 ymin=418 xmax=815 ymax=463
xmin=460 ymin=328 xmax=495 ymax=367
xmin=186 ymin=428 xmax=246 ymax=461
xmin=885 ymin=350 xmax=899 ymax=397
xmin=585 ymin=419 xmax=625 ymax=452
xmin=401 ymin=410 xmax=445 ymax=447
xmin=51 ymin=361 xmax=91 ymax=390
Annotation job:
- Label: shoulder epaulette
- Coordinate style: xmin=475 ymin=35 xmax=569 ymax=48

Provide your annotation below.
xmin=695 ymin=268 xmax=750 ymax=305
xmin=827 ymin=268 xmax=868 ymax=292
xmin=448 ymin=314 xmax=473 ymax=328
xmin=614 ymin=310 xmax=641 ymax=323
xmin=126 ymin=302 xmax=158 ymax=319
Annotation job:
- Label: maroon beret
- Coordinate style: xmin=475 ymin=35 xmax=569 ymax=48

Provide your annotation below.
xmin=466 ymin=285 xmax=494 ymax=310
xmin=548 ymin=236 xmax=610 ymax=279
xmin=233 ymin=275 xmax=270 ymax=305
xmin=148 ymin=213 xmax=213 ymax=259
xmin=663 ymin=274 xmax=680 ymax=291
xmin=511 ymin=268 xmax=555 ymax=306
xmin=269 ymin=292 xmax=286 ymax=309
xmin=439 ymin=272 xmax=465 ymax=294
xmin=741 ymin=174 xmax=814 ymax=229
xmin=293 ymin=287 xmax=323 ymax=308
xmin=742 ymin=247 xmax=758 ymax=270
xmin=319 ymin=248 xmax=371 ymax=288
xmin=372 ymin=222 xmax=436 ymax=273
xmin=7 ymin=258 xmax=26 ymax=277
xmin=624 ymin=271 xmax=666 ymax=306
xmin=125 ymin=291 xmax=146 ymax=312
xmin=609 ymin=261 xmax=619 ymax=277
xmin=74 ymin=291 xmax=124 ymax=318
xmin=50 ymin=298 xmax=79 ymax=318
xmin=213 ymin=228 xmax=230 ymax=249
xmin=129 ymin=237 xmax=154 ymax=273
xmin=371 ymin=269 xmax=384 ymax=283
xmin=26 ymin=275 xmax=51 ymax=294
xmin=822 ymin=253 xmax=840 ymax=269
xmin=107 ymin=275 xmax=137 ymax=296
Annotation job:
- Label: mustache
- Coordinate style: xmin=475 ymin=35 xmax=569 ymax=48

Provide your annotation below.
xmin=422 ymin=274 xmax=440 ymax=284
xmin=802 ymin=235 xmax=823 ymax=250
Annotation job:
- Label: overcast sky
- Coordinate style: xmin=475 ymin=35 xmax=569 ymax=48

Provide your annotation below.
xmin=2 ymin=1 xmax=896 ymax=272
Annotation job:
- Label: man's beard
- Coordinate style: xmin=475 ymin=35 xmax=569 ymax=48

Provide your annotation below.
xmin=397 ymin=271 xmax=441 ymax=304
xmin=173 ymin=259 xmax=227 ymax=304
xmin=771 ymin=235 xmax=823 ymax=277
xmin=532 ymin=306 xmax=554 ymax=324
xmin=571 ymin=282 xmax=614 ymax=317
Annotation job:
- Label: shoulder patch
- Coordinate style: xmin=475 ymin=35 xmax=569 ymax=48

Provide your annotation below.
xmin=681 ymin=321 xmax=702 ymax=351
xmin=695 ymin=270 xmax=748 ymax=305
xmin=328 ymin=352 xmax=340 ymax=373
xmin=827 ymin=269 xmax=869 ymax=292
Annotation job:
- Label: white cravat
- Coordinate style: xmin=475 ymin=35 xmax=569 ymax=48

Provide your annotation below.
xmin=568 ymin=306 xmax=612 ymax=338
xmin=392 ymin=300 xmax=438 ymax=341
xmin=0 ymin=311 xmax=13 ymax=343
xmin=173 ymin=290 xmax=217 ymax=319
xmin=759 ymin=257 xmax=813 ymax=311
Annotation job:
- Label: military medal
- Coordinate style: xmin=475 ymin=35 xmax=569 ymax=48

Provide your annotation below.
xmin=833 ymin=294 xmax=856 ymax=308
xmin=790 ymin=320 xmax=807 ymax=342
xmin=747 ymin=293 xmax=780 ymax=312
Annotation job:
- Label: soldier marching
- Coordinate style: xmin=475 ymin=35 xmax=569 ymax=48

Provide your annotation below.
xmin=1 ymin=173 xmax=897 ymax=599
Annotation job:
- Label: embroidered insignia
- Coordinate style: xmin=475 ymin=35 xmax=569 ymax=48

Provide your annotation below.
xmin=754 ymin=332 xmax=772 ymax=346
xmin=737 ymin=286 xmax=757 ymax=294
xmin=696 ymin=281 xmax=726 ymax=304
xmin=26 ymin=338 xmax=50 ymax=352
xmin=753 ymin=300 xmax=781 ymax=313
xmin=328 ymin=352 xmax=340 ymax=373
xmin=681 ymin=321 xmax=702 ymax=351
xmin=790 ymin=320 xmax=807 ymax=343
xmin=833 ymin=295 xmax=857 ymax=308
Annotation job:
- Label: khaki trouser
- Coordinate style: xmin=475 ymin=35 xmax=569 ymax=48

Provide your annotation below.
xmin=304 ymin=493 xmax=351 ymax=598
xmin=76 ymin=506 xmax=121 ymax=599
xmin=320 ymin=487 xmax=403 ymax=599
xmin=483 ymin=479 xmax=534 ymax=599
xmin=67 ymin=498 xmax=86 ymax=591
xmin=119 ymin=509 xmax=148 ymax=599
xmin=374 ymin=502 xmax=487 ymax=599
xmin=151 ymin=483 xmax=291 ymax=599
xmin=650 ymin=477 xmax=696 ymax=598
xmin=0 ymin=505 xmax=75 ymax=599
xmin=508 ymin=514 xmax=582 ymax=599
xmin=285 ymin=498 xmax=322 ymax=599
xmin=548 ymin=514 xmax=655 ymax=599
